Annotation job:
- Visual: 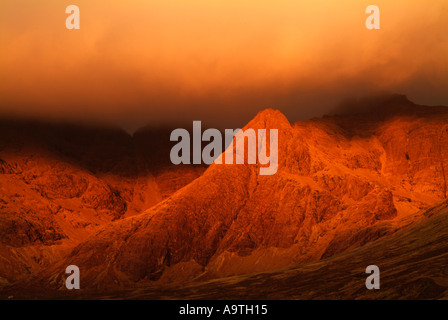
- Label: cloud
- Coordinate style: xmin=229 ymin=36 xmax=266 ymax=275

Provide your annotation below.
xmin=0 ymin=0 xmax=447 ymax=130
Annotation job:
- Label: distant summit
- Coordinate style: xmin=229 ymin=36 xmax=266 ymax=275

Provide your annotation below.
xmin=330 ymin=94 xmax=415 ymax=115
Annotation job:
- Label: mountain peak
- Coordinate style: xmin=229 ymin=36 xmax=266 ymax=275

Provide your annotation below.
xmin=330 ymin=93 xmax=416 ymax=116
xmin=246 ymin=108 xmax=291 ymax=130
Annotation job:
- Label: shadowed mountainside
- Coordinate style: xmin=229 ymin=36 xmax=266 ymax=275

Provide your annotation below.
xmin=0 ymin=121 xmax=205 ymax=284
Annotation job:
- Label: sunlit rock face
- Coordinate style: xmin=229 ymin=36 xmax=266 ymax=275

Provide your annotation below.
xmin=2 ymin=96 xmax=448 ymax=292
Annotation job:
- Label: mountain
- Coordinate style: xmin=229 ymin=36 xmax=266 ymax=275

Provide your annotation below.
xmin=0 ymin=120 xmax=204 ymax=284
xmin=1 ymin=95 xmax=448 ymax=298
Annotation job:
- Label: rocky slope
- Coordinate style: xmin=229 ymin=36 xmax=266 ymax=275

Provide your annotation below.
xmin=71 ymin=198 xmax=448 ymax=300
xmin=3 ymin=95 xmax=445 ymax=294
xmin=149 ymin=198 xmax=448 ymax=300
xmin=0 ymin=121 xmax=204 ymax=285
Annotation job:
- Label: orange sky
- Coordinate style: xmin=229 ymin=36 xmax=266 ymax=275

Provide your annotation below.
xmin=1 ymin=0 xmax=447 ymax=130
